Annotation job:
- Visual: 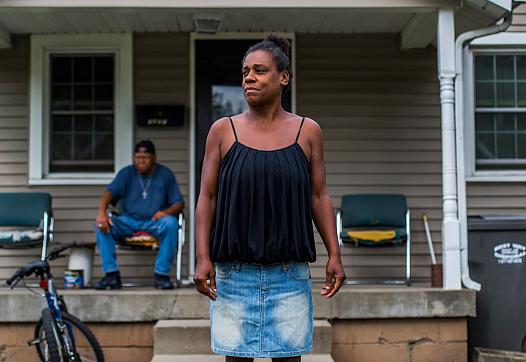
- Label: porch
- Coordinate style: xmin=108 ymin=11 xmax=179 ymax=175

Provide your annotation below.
xmin=0 ymin=0 xmax=514 ymax=289
xmin=0 ymin=286 xmax=474 ymax=362
xmin=0 ymin=1 xmax=515 ymax=361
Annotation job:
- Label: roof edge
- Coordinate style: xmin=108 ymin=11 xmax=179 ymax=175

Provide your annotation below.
xmin=0 ymin=0 xmax=458 ymax=9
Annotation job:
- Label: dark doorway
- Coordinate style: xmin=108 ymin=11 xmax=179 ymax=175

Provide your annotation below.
xmin=194 ymin=39 xmax=292 ymax=200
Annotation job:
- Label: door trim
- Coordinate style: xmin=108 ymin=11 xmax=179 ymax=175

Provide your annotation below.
xmin=187 ymin=32 xmax=296 ymax=277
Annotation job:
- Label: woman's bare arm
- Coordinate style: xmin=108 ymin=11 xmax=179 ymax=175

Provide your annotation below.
xmin=194 ymin=119 xmax=226 ymax=300
xmin=306 ymin=119 xmax=346 ymax=298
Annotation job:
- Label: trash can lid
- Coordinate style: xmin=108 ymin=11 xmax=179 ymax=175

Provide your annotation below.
xmin=468 ymin=215 xmax=526 ymax=230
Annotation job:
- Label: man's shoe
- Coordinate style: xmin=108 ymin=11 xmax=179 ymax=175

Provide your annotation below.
xmin=154 ymin=273 xmax=174 ymax=290
xmin=94 ymin=271 xmax=122 ymax=290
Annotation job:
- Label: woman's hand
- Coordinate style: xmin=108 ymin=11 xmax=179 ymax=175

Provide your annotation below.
xmin=193 ymin=257 xmax=217 ymax=300
xmin=321 ymin=255 xmax=346 ymax=298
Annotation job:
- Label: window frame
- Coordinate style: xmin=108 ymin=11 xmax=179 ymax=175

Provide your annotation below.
xmin=466 ymin=34 xmax=526 ymax=182
xmin=29 ymin=34 xmax=133 ymax=185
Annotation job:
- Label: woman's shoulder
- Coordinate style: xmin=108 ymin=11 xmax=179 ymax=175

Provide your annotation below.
xmin=212 ymin=116 xmax=238 ymax=130
xmin=207 ymin=117 xmax=232 ymax=139
xmin=206 ymin=117 xmax=238 ymax=157
xmin=296 ymin=116 xmax=321 ymax=140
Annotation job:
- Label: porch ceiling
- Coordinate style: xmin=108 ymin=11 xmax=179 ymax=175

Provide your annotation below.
xmin=0 ymin=1 xmax=509 ymax=48
xmin=0 ymin=9 xmax=420 ymax=34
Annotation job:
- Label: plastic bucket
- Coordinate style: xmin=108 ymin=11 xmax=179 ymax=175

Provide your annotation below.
xmin=68 ymin=246 xmax=94 ymax=287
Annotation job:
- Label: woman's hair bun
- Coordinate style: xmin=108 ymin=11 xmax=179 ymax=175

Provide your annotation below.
xmin=265 ymin=34 xmax=290 ymax=59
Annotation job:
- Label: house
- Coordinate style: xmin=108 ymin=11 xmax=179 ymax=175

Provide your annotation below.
xmin=0 ymin=1 xmax=519 ymax=361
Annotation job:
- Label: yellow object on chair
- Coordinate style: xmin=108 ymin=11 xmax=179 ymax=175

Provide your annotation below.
xmin=123 ymin=232 xmax=159 ymax=250
xmin=346 ymin=230 xmax=396 ymax=245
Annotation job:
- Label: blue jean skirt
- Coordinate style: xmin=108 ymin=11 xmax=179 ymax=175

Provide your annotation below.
xmin=210 ymin=261 xmax=313 ymax=358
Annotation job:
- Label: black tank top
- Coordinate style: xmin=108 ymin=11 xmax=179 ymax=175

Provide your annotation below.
xmin=210 ymin=117 xmax=316 ymax=263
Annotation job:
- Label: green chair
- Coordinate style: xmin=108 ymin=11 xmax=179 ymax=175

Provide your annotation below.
xmin=0 ymin=193 xmax=54 ymax=255
xmin=336 ymin=193 xmax=411 ymax=285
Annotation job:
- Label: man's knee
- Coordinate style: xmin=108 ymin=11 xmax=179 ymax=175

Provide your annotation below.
xmin=159 ymin=215 xmax=178 ymax=230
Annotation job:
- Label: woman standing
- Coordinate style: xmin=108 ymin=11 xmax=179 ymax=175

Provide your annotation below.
xmin=194 ymin=34 xmax=345 ymax=362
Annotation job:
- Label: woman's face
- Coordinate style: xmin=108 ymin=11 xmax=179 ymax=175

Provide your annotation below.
xmin=242 ymin=50 xmax=289 ymax=106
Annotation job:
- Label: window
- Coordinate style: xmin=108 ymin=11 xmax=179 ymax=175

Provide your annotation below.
xmin=466 ymin=33 xmax=526 ymax=181
xmin=474 ymin=54 xmax=526 ymax=171
xmin=50 ymin=55 xmax=115 ymax=173
xmin=29 ymin=34 xmax=133 ymax=185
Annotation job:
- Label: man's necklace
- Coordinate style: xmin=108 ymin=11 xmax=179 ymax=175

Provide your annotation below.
xmin=138 ymin=173 xmax=152 ymax=199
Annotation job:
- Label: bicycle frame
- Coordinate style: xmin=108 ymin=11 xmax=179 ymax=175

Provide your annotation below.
xmin=8 ymin=239 xmax=93 ymax=361
xmin=32 ymin=257 xmax=80 ymax=361
xmin=44 ymin=276 xmax=81 ymax=359
xmin=43 ymin=277 xmax=63 ymax=321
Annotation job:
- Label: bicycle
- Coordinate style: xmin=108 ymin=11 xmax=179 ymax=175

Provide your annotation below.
xmin=6 ymin=240 xmax=105 ymax=362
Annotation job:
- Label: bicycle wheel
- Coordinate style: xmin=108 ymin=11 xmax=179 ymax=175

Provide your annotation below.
xmin=35 ymin=308 xmax=63 ymax=362
xmin=35 ymin=311 xmax=104 ymax=362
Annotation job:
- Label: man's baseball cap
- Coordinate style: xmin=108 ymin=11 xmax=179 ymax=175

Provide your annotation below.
xmin=134 ymin=140 xmax=156 ymax=154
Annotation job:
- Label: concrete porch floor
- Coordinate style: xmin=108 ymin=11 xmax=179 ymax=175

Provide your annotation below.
xmin=0 ymin=285 xmax=475 ymax=322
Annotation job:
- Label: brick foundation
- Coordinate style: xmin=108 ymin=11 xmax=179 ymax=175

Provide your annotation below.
xmin=1 ymin=318 xmax=467 ymax=362
xmin=331 ymin=318 xmax=467 ymax=362
xmin=0 ymin=322 xmax=154 ymax=362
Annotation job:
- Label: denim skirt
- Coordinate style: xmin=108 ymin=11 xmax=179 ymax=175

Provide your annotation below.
xmin=210 ymin=261 xmax=313 ymax=358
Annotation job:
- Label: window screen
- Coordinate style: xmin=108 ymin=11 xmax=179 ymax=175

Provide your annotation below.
xmin=49 ymin=54 xmax=115 ymax=173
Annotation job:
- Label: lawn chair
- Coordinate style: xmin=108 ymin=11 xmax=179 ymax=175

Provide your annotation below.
xmin=336 ymin=193 xmax=411 ymax=285
xmin=0 ymin=193 xmax=54 ymax=257
xmin=109 ymin=210 xmax=186 ymax=286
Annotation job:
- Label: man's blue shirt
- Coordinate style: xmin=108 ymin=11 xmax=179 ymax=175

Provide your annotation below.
xmin=107 ymin=164 xmax=183 ymax=221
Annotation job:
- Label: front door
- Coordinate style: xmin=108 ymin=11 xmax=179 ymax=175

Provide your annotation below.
xmin=194 ymin=39 xmax=292 ymax=198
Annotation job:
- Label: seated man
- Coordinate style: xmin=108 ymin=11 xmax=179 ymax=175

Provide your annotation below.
xmin=94 ymin=140 xmax=184 ymax=290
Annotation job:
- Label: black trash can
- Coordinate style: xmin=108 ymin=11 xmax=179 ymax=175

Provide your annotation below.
xmin=468 ymin=215 xmax=526 ymax=354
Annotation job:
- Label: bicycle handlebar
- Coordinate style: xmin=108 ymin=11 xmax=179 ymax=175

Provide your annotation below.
xmin=6 ymin=260 xmax=49 ymax=289
xmin=6 ymin=269 xmax=23 ymax=287
xmin=5 ymin=241 xmax=77 ymax=288
xmin=46 ymin=240 xmax=76 ymax=261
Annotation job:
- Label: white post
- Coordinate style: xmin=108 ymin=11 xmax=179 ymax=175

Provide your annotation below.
xmin=437 ymin=8 xmax=462 ymax=289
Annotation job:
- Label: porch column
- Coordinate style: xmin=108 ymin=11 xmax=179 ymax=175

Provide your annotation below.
xmin=437 ymin=8 xmax=462 ymax=289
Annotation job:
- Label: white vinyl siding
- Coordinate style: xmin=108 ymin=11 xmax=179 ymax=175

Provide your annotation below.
xmin=508 ymin=3 xmax=526 ymax=32
xmin=297 ymin=34 xmax=441 ymax=283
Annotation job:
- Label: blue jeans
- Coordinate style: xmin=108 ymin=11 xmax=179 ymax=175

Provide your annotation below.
xmin=95 ymin=215 xmax=178 ymax=276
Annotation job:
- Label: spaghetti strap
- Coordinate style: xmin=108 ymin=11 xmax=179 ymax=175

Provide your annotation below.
xmin=228 ymin=117 xmax=238 ymax=142
xmin=294 ymin=117 xmax=306 ymax=143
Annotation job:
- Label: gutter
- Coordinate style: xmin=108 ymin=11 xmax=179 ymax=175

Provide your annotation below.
xmin=455 ymin=13 xmax=513 ymax=291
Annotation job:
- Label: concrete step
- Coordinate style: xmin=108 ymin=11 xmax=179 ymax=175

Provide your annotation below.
xmin=153 ymin=319 xmax=332 ymax=356
xmin=152 ymin=354 xmax=333 ymax=362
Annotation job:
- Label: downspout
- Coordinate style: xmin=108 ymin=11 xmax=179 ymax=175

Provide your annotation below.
xmin=455 ymin=13 xmax=513 ymax=291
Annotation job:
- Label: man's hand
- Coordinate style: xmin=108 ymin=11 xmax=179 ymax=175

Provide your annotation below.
xmin=321 ymin=255 xmax=346 ymax=298
xmin=152 ymin=211 xmax=169 ymax=221
xmin=96 ymin=213 xmax=112 ymax=233
xmin=193 ymin=257 xmax=217 ymax=301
